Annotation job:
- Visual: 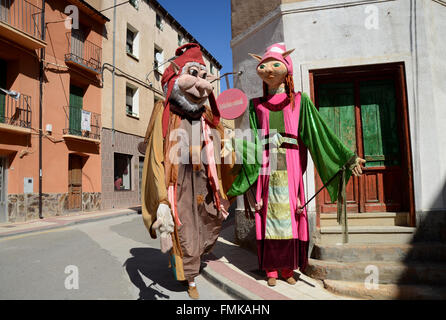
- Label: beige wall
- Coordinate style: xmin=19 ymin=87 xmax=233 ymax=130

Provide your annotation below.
xmin=93 ymin=0 xmax=221 ymax=138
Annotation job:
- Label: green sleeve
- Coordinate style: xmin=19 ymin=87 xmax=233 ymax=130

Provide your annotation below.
xmin=227 ymin=99 xmax=262 ymax=197
xmin=299 ymin=92 xmax=356 ymax=203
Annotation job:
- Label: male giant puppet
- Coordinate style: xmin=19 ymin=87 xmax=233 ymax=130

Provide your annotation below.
xmin=141 ymin=43 xmax=234 ymax=299
xmin=228 ymin=43 xmax=365 ymax=287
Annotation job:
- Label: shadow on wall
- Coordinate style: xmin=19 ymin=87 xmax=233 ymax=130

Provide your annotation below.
xmin=396 ymin=180 xmax=446 ymax=299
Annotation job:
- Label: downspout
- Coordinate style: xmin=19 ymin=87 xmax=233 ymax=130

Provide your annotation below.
xmin=38 ymin=0 xmax=46 ymax=219
xmin=111 ymin=0 xmax=116 ymax=147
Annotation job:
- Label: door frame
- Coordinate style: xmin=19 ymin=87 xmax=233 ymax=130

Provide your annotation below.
xmin=68 ymin=153 xmax=83 ymax=212
xmin=309 ymin=62 xmax=415 ymax=227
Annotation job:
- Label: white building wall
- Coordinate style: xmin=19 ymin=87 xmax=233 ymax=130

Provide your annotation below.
xmin=231 ymin=0 xmax=446 ymax=220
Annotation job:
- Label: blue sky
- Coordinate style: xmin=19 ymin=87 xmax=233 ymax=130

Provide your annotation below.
xmin=156 ymin=0 xmax=233 ymax=91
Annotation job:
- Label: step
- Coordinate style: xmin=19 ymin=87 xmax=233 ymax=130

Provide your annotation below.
xmin=304 ymin=259 xmax=446 ymax=286
xmin=319 ymin=226 xmax=416 ymax=244
xmin=311 ymin=242 xmax=446 ymax=263
xmin=320 ymin=212 xmax=409 ymax=227
xmin=323 ymin=279 xmax=446 ymax=300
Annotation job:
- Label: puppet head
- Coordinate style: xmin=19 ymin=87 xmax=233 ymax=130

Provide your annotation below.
xmin=249 ymin=43 xmax=296 ymax=107
xmin=161 ymin=43 xmax=220 ymax=137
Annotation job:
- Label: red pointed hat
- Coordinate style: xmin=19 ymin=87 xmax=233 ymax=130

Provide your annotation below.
xmin=161 ymin=43 xmax=220 ymax=137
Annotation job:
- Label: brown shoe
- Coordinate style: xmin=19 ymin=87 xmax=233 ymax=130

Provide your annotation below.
xmin=187 ymin=286 xmax=199 ymax=299
xmin=284 ymin=276 xmax=297 ymax=285
xmin=267 ymin=277 xmax=277 ymax=287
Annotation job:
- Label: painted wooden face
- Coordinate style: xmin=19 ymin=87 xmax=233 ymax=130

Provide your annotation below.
xmin=256 ymin=58 xmax=288 ymax=88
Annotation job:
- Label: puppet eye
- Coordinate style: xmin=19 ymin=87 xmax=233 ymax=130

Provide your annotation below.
xmin=259 ymin=64 xmax=265 ymax=70
xmin=189 ymin=69 xmax=199 ymax=77
xmin=201 ymin=73 xmax=207 ymax=79
xmin=273 ymin=63 xmax=281 ymax=68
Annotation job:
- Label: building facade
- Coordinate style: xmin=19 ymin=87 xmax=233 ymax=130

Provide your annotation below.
xmin=89 ymin=0 xmax=222 ymax=210
xmin=231 ymin=0 xmax=446 ymax=247
xmin=0 ymin=0 xmax=107 ymax=223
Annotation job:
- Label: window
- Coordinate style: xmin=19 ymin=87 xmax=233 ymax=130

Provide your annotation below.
xmin=178 ymin=34 xmax=183 ymax=46
xmin=156 ymin=13 xmax=163 ymax=30
xmin=210 ymin=64 xmax=214 ymax=75
xmin=126 ymin=83 xmax=139 ymax=117
xmin=114 ymin=153 xmax=132 ymax=191
xmin=126 ymin=24 xmax=139 ymax=58
xmin=154 ymin=47 xmax=164 ymax=73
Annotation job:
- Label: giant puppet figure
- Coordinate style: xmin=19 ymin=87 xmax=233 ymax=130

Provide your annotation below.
xmin=141 ymin=43 xmax=234 ymax=299
xmin=228 ymin=43 xmax=365 ymax=286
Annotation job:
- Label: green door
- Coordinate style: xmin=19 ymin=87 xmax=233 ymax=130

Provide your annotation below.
xmin=315 ymin=77 xmax=404 ymax=213
xmin=317 ymin=82 xmax=359 ymax=212
xmin=0 ymin=60 xmax=6 ymax=124
xmin=69 ymin=85 xmax=84 ymax=135
xmin=360 ymin=79 xmax=400 ymax=167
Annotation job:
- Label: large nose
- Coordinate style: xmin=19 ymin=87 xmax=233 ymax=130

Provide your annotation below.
xmin=194 ymin=77 xmax=213 ymax=97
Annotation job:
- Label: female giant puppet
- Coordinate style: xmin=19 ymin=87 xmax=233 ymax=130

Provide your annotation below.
xmin=228 ymin=43 xmax=365 ymax=286
xmin=141 ymin=43 xmax=234 ymax=299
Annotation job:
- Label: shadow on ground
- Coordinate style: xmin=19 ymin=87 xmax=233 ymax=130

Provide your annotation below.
xmin=124 ymin=247 xmax=188 ymax=300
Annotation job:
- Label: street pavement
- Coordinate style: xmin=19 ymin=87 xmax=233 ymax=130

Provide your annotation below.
xmin=0 ymin=212 xmax=233 ymax=300
xmin=0 ymin=208 xmax=355 ymax=300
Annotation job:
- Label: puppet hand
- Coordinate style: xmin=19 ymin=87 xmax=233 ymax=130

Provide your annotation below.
xmin=296 ymin=197 xmax=304 ymax=216
xmin=220 ymin=205 xmax=229 ymax=220
xmin=254 ymin=199 xmax=263 ymax=211
xmin=351 ymin=157 xmax=366 ymax=177
xmin=154 ymin=203 xmax=174 ymax=233
xmin=153 ymin=204 xmax=174 ymax=253
xmin=159 ymin=232 xmax=173 ymax=254
xmin=221 ymin=137 xmax=235 ymax=158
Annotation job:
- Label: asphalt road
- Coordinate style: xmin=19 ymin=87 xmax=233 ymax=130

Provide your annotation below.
xmin=0 ymin=214 xmax=234 ymax=300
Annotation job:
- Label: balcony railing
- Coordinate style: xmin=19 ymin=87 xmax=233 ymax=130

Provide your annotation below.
xmin=0 ymin=0 xmax=43 ymax=40
xmin=0 ymin=91 xmax=31 ymax=129
xmin=65 ymin=30 xmax=102 ymax=74
xmin=63 ymin=106 xmax=101 ymax=141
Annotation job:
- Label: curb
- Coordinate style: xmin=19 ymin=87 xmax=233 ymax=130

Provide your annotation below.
xmin=201 ymin=264 xmax=263 ymax=300
xmin=0 ymin=209 xmax=139 ymax=239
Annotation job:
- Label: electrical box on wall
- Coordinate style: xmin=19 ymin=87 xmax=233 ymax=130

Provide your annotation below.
xmin=24 ymin=178 xmax=33 ymax=194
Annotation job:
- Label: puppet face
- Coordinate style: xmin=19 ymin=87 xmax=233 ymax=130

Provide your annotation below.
xmin=256 ymin=58 xmax=288 ymax=88
xmin=168 ymin=62 xmax=213 ymax=114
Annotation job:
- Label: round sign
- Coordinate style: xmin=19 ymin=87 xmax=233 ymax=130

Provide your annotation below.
xmin=216 ymin=88 xmax=248 ymax=120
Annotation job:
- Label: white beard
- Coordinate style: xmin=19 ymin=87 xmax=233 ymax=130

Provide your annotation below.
xmin=169 ymin=79 xmax=206 ymax=116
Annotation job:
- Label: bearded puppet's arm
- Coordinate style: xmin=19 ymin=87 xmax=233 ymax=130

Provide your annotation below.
xmin=141 ymin=100 xmax=170 ymax=239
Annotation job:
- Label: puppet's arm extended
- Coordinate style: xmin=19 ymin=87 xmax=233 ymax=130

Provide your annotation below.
xmin=141 ymin=101 xmax=172 ymax=241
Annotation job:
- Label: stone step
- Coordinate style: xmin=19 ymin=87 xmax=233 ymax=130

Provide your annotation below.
xmin=323 ymin=279 xmax=446 ymax=300
xmin=311 ymin=242 xmax=446 ymax=263
xmin=304 ymin=258 xmax=446 ymax=286
xmin=319 ymin=226 xmax=416 ymax=244
xmin=320 ymin=212 xmax=409 ymax=227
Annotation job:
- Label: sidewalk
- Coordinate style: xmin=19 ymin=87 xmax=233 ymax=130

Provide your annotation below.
xmin=0 ymin=207 xmax=140 ymax=239
xmin=202 ymin=218 xmax=358 ymax=300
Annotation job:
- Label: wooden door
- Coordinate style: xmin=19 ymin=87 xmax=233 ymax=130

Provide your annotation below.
xmin=317 ymin=82 xmax=360 ymax=213
xmin=314 ymin=73 xmax=408 ymax=214
xmin=68 ymin=155 xmax=82 ymax=211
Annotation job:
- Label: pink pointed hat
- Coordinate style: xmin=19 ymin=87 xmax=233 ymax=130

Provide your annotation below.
xmin=257 ymin=42 xmax=293 ymax=75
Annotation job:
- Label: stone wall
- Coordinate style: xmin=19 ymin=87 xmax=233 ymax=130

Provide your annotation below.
xmin=7 ymin=192 xmax=101 ymax=223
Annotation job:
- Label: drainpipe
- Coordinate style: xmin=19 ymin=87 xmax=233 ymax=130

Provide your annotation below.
xmin=38 ymin=0 xmax=46 ymax=219
xmin=111 ymin=0 xmax=116 ymax=147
